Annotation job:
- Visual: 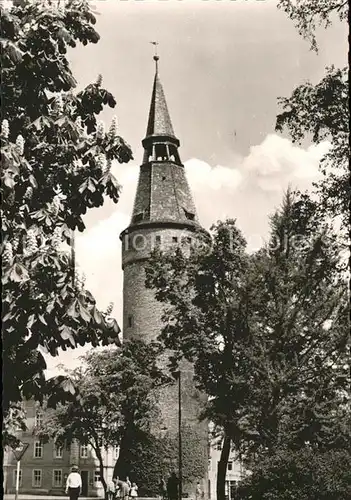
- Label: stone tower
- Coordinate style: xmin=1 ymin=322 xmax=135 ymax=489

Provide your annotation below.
xmin=120 ymin=56 xmax=208 ymax=498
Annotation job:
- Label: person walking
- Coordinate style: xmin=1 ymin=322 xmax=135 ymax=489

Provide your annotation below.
xmin=126 ymin=476 xmax=132 ymax=499
xmin=130 ymin=482 xmax=138 ymax=499
xmin=167 ymin=472 xmax=179 ymax=500
xmin=159 ymin=478 xmax=167 ymax=500
xmin=195 ymin=482 xmax=202 ymax=500
xmin=65 ymin=466 xmax=82 ymax=500
xmin=117 ymin=479 xmax=130 ymax=500
xmin=107 ymin=478 xmax=116 ymax=500
xmin=114 ymin=477 xmax=120 ymax=498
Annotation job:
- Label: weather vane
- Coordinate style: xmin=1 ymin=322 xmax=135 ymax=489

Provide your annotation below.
xmin=150 ymin=41 xmax=159 ymax=72
xmin=150 ymin=41 xmax=159 ymax=57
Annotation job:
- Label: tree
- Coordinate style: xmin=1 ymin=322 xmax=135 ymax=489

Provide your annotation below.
xmin=1 ymin=0 xmax=133 ymax=440
xmin=38 ymin=339 xmax=168 ymax=499
xmin=276 ymin=1 xmax=349 ymax=223
xmin=145 ymin=192 xmax=349 ymax=500
xmin=277 ymin=0 xmax=348 ymax=52
xmin=116 ymin=423 xmax=207 ymax=496
xmin=238 ymin=448 xmax=351 ymax=500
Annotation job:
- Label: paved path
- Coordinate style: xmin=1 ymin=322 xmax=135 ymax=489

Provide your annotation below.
xmin=4 ymin=496 xmax=157 ymax=500
xmin=3 ymin=496 xmax=93 ymax=499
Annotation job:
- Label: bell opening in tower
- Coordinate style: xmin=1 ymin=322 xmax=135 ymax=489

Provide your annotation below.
xmin=143 ymin=140 xmax=182 ymax=165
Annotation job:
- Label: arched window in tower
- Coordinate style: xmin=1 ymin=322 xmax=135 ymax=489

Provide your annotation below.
xmin=183 ymin=207 xmax=195 ymax=221
xmin=155 ymin=143 xmax=168 ymax=161
xmin=132 ymin=212 xmax=144 ymax=224
xmin=169 ymin=144 xmax=181 ymax=164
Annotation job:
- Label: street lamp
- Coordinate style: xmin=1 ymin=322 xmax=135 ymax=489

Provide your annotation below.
xmin=177 ymin=370 xmax=182 ymax=500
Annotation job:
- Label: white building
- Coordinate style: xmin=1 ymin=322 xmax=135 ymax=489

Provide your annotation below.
xmin=208 ymin=441 xmax=245 ymax=500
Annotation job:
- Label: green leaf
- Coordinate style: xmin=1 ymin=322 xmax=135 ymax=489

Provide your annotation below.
xmin=67 ymin=300 xmax=78 ymax=319
xmin=92 ymin=306 xmax=102 ymax=325
xmin=60 ymin=325 xmax=75 ymax=347
xmin=27 ymin=314 xmax=36 ymax=328
xmin=78 ymin=302 xmax=91 ymax=323
xmin=3 ymin=172 xmax=16 ymax=188
xmin=38 ymin=314 xmax=47 ymax=325
xmin=9 ymin=263 xmax=29 ymax=283
xmin=79 ymin=177 xmax=97 ymax=194
xmin=2 ymin=311 xmax=13 ymax=323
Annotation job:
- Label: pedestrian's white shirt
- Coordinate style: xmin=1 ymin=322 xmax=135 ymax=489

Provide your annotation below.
xmin=66 ymin=472 xmax=82 ymax=489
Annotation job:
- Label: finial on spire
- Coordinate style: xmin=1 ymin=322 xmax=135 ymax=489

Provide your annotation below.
xmin=150 ymin=41 xmax=159 ymax=73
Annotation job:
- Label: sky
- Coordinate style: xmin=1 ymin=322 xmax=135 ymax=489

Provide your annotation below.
xmin=45 ymin=0 xmax=347 ymax=376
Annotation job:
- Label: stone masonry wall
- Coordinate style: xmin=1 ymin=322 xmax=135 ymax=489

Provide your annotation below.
xmin=122 ymin=225 xmax=209 ymax=498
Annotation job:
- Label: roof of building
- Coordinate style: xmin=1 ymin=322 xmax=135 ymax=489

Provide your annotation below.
xmin=145 ymin=57 xmax=176 ymax=139
xmin=123 ymin=56 xmax=204 ymax=232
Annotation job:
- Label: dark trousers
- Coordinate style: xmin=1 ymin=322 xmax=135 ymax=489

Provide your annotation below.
xmin=68 ymin=486 xmax=80 ymax=500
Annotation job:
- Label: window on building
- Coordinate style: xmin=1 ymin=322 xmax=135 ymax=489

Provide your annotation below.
xmin=132 ymin=213 xmax=143 ymax=224
xmin=94 ymin=471 xmax=101 ymax=484
xmin=183 ymin=207 xmax=195 ymax=221
xmin=114 ymin=446 xmax=119 ymax=459
xmin=227 ymin=461 xmax=233 ymax=471
xmin=32 ymin=469 xmax=42 ymax=487
xmin=13 ymin=469 xmax=22 ymax=486
xmin=208 ymin=480 xmax=211 ymax=500
xmin=53 ymin=469 xmax=62 ymax=487
xmin=155 ymin=235 xmax=161 ymax=245
xmin=54 ymin=444 xmax=63 ymax=458
xmin=34 ymin=411 xmax=43 ymax=427
xmin=208 ymin=459 xmax=211 ymax=471
xmin=132 ymin=234 xmax=147 ymax=251
xmin=230 ymin=481 xmax=238 ymax=499
xmin=34 ymin=441 xmax=43 ymax=458
xmin=169 ymin=145 xmax=181 ymax=165
xmin=155 ymin=144 xmax=168 ymax=161
xmin=127 ymin=315 xmax=133 ymax=328
xmin=187 ymin=237 xmax=192 ymax=244
xmin=172 ymin=236 xmax=178 ymax=243
xmin=80 ymin=444 xmax=89 ymax=458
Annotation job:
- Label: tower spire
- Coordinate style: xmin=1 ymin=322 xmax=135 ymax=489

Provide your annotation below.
xmin=145 ymin=46 xmax=175 ymax=139
xmin=129 ymin=55 xmax=199 ymax=226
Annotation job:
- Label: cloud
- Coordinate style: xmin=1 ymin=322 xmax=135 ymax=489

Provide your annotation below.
xmin=243 ymin=134 xmax=330 ymax=191
xmin=46 ymin=133 xmax=328 ymax=375
xmin=185 ymin=158 xmax=243 ymax=191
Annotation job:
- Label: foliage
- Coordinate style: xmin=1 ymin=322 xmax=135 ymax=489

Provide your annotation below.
xmin=146 ymin=192 xmax=349 ymax=500
xmin=277 ymin=0 xmax=348 ymax=51
xmin=238 ymin=448 xmax=351 ymax=500
xmin=116 ymin=424 xmax=207 ymax=497
xmin=276 ymin=67 xmax=349 ymax=223
xmin=276 ymin=1 xmax=349 ymax=223
xmin=1 ymin=0 xmax=133 ymax=438
xmin=38 ymin=339 xmax=168 ymax=496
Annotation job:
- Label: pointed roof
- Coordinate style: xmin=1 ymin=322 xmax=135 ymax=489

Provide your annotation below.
xmin=120 ymin=55 xmax=208 ymax=240
xmin=145 ymin=57 xmax=175 ymax=138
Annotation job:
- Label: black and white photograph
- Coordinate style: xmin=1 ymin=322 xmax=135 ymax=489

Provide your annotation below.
xmin=2 ymin=1 xmax=349 ymax=499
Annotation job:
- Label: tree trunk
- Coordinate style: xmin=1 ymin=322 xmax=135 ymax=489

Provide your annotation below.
xmin=94 ymin=444 xmax=108 ymax=500
xmin=216 ymin=433 xmax=231 ymax=500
